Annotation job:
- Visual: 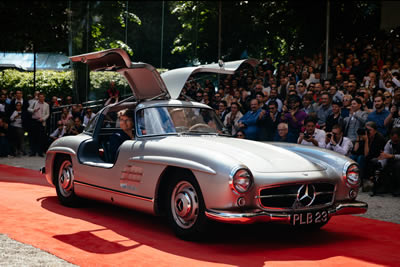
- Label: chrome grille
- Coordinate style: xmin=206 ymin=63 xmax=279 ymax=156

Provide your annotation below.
xmin=258 ymin=183 xmax=335 ymax=210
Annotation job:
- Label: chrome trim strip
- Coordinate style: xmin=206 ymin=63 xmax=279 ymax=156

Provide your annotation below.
xmin=74 ymin=180 xmax=153 ymax=202
xmin=256 ymin=193 xmax=298 ymax=199
xmin=256 ymin=191 xmax=333 ymax=199
xmin=130 ymin=156 xmax=216 ymax=175
xmin=205 ymin=201 xmax=368 ymax=224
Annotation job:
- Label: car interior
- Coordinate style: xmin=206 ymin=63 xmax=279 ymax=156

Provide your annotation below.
xmin=77 ymin=102 xmax=137 ymax=168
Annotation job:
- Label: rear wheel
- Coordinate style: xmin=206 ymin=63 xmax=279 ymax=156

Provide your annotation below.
xmin=166 ymin=173 xmax=208 ymax=240
xmin=54 ymin=156 xmax=79 ymax=207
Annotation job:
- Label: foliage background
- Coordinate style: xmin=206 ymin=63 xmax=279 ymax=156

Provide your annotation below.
xmin=0 ymin=70 xmax=130 ymax=100
xmin=0 ymin=1 xmax=385 ymax=101
xmin=0 ymin=1 xmax=382 ymax=66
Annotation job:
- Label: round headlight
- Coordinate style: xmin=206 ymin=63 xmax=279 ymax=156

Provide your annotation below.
xmin=231 ymin=168 xmax=253 ymax=193
xmin=345 ymin=164 xmax=360 ymax=188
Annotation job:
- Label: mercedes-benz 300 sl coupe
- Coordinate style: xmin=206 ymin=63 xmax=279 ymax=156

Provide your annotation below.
xmin=43 ymin=48 xmax=367 ymax=240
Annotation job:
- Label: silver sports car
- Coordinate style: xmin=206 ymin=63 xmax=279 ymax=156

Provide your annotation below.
xmin=43 ymin=48 xmax=367 ymax=240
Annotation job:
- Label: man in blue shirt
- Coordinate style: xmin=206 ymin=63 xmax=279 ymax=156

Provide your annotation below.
xmin=238 ymin=98 xmax=261 ymax=140
xmin=367 ymin=95 xmax=390 ymax=137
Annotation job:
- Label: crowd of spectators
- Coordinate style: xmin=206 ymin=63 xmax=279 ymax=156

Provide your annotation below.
xmin=0 ymin=89 xmax=96 ymax=158
xmin=1 ymin=35 xmax=400 ymax=196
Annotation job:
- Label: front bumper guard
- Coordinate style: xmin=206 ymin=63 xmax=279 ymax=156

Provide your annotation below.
xmin=205 ymin=201 xmax=368 ymax=224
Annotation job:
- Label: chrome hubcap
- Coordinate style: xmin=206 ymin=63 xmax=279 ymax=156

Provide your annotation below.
xmin=171 ymin=181 xmax=199 ymax=229
xmin=58 ymin=161 xmax=74 ymax=197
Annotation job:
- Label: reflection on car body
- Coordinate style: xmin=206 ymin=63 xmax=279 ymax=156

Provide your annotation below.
xmin=43 ymin=48 xmax=367 ymax=240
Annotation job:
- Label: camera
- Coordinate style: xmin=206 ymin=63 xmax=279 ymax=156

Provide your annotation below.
xmin=326 ymin=133 xmax=332 ymax=138
xmin=304 ymin=132 xmax=311 ymax=139
xmin=357 ymin=128 xmax=367 ymax=135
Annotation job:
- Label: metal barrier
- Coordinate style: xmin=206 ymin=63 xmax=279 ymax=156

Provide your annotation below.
xmin=48 ymin=94 xmax=133 ymax=133
xmin=48 ymin=99 xmax=105 ymax=133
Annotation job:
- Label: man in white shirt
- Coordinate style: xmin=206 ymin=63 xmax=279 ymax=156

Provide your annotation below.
xmin=27 ymin=92 xmax=49 ymax=156
xmin=50 ymin=120 xmax=66 ymax=142
xmin=298 ymin=116 xmax=326 ymax=148
xmin=83 ymin=107 xmax=96 ymax=127
xmin=223 ymin=102 xmax=243 ymax=136
xmin=325 ymin=124 xmax=353 ymax=156
xmin=28 ymin=90 xmax=40 ymax=107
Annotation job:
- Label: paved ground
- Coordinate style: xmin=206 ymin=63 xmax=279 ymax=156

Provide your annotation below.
xmin=0 ymin=156 xmax=76 ymax=267
xmin=0 ymin=155 xmax=399 ymax=266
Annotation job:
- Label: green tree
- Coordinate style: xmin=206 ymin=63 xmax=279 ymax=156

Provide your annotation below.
xmin=0 ymin=2 xmax=69 ymax=53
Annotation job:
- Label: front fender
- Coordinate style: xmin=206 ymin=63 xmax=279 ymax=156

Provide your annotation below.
xmin=130 ymin=155 xmax=216 ymax=175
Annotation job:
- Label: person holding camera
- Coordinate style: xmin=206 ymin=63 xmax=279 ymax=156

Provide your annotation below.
xmin=377 ymin=128 xmax=400 ymax=196
xmin=343 ymin=98 xmax=368 ymax=142
xmin=325 ymin=124 xmax=353 ymax=156
xmin=379 ymin=66 xmax=400 ymax=90
xmin=298 ymin=116 xmax=326 ymax=148
xmin=384 ymin=102 xmax=400 ymax=130
xmin=360 ymin=122 xmax=387 ymax=194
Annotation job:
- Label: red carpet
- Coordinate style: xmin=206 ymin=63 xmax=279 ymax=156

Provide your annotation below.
xmin=0 ymin=164 xmax=399 ymax=267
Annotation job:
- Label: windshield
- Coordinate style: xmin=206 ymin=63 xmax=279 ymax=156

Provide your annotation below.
xmin=136 ymin=106 xmax=227 ymax=137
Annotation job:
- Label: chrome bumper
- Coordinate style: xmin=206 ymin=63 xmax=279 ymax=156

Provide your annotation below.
xmin=205 ymin=201 xmax=368 ymax=224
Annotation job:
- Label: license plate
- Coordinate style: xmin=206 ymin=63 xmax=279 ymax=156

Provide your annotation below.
xmin=291 ymin=210 xmax=328 ymax=226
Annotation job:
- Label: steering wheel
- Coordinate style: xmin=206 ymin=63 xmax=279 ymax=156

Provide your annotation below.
xmin=188 ymin=123 xmax=212 ymax=131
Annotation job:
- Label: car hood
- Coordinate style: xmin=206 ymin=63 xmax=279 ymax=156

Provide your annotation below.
xmin=154 ymin=136 xmax=325 ymax=173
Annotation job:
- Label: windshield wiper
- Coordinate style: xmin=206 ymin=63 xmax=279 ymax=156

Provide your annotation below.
xmin=179 ymin=130 xmax=231 ymax=137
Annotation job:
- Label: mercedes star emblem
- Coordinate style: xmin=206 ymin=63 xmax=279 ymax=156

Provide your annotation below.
xmin=296 ymin=184 xmax=316 ymax=207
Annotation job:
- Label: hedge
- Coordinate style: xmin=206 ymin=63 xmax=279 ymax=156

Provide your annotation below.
xmin=0 ymin=69 xmax=130 ymax=101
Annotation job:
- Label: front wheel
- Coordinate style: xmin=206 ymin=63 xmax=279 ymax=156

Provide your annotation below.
xmin=54 ymin=156 xmax=79 ymax=207
xmin=166 ymin=174 xmax=208 ymax=240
